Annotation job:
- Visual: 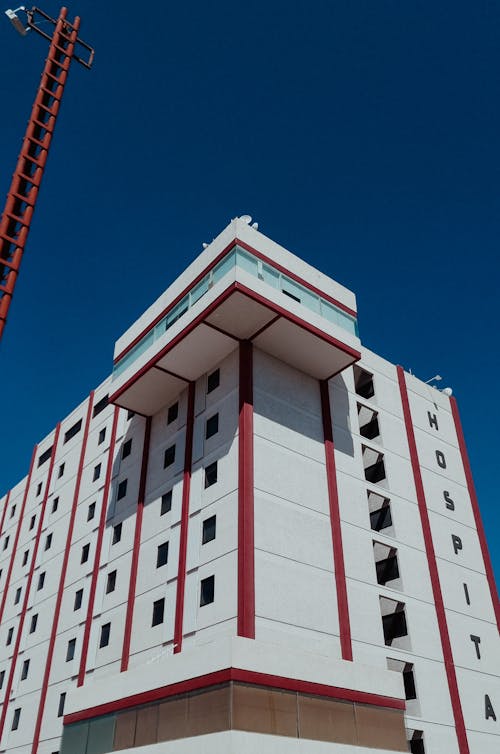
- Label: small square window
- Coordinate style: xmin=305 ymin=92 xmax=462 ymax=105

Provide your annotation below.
xmin=29 ymin=515 xmax=36 ymax=531
xmin=11 ymin=708 xmax=20 ymax=731
xmin=204 ymin=461 xmax=218 ymax=488
xmin=202 ymin=515 xmax=216 ymax=544
xmin=161 ymin=491 xmax=172 ymax=515
xmin=10 ymin=505 xmax=16 ymax=519
xmin=44 ymin=533 xmax=52 ymax=551
xmin=157 ymin=542 xmax=169 ymax=568
xmin=167 ymin=402 xmax=178 ymax=424
xmin=20 ymin=659 xmax=30 ymax=681
xmin=152 ymin=598 xmax=165 ymax=627
xmin=164 ymin=445 xmax=176 ymax=468
xmin=205 ymin=413 xmax=219 ymax=439
xmin=87 ymin=502 xmax=96 ymax=521
xmin=93 ymin=464 xmax=101 ymax=482
xmin=14 ymin=587 xmax=22 ymax=605
xmin=66 ymin=638 xmax=76 ymax=661
xmin=98 ymin=427 xmax=106 ymax=445
xmin=122 ymin=439 xmax=132 ymax=459
xmin=207 ymin=369 xmax=220 ymax=393
xmin=81 ymin=544 xmax=90 ymax=564
xmin=99 ymin=622 xmax=111 ymax=648
xmin=58 ymin=463 xmax=65 ymax=479
xmin=7 ymin=627 xmax=14 ymax=645
xmin=106 ymin=570 xmax=117 ymax=594
xmin=52 ymin=497 xmax=59 ymax=513
xmin=74 ymin=589 xmax=83 ymax=611
xmin=57 ymin=692 xmax=66 ymax=718
xmin=117 ymin=479 xmax=128 ymax=500
xmin=29 ymin=614 xmax=38 ymax=633
xmin=3 ymin=536 xmax=9 ymax=551
xmin=0 ymin=670 xmax=4 ymax=688
xmin=112 ymin=523 xmax=122 ymax=544
xmin=127 ymin=410 xmax=135 ymax=420
xmin=200 ymin=575 xmax=215 ymax=606
xmin=36 ymin=482 xmax=43 ymax=496
xmin=37 ymin=572 xmax=45 ymax=591
xmin=93 ymin=395 xmax=109 ymax=417
xmin=22 ymin=550 xmax=29 ymax=567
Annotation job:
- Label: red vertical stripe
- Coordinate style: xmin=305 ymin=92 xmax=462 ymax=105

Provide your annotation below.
xmin=173 ymin=383 xmax=195 ymax=654
xmin=0 ymin=446 xmax=37 ymax=626
xmin=0 ymin=424 xmax=61 ymax=739
xmin=397 ymin=367 xmax=469 ymax=754
xmin=31 ymin=392 xmax=95 ymax=754
xmin=0 ymin=490 xmax=11 ymax=539
xmin=77 ymin=406 xmax=120 ymax=686
xmin=121 ymin=417 xmax=152 ymax=671
xmin=237 ymin=341 xmax=255 ymax=638
xmin=320 ymin=380 xmax=353 ymax=661
xmin=450 ymin=397 xmax=500 ymax=633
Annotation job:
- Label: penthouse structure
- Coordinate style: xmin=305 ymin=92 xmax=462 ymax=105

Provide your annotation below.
xmin=0 ymin=218 xmax=498 ymax=754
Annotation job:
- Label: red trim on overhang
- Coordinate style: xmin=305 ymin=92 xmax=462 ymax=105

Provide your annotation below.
xmin=397 ymin=367 xmax=469 ymax=754
xmin=320 ymin=380 xmax=352 ymax=661
xmin=238 ymin=341 xmax=255 ymax=639
xmin=450 ymin=397 xmax=500 ymax=633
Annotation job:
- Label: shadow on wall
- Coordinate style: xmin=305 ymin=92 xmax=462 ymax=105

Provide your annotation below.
xmin=331 ymin=372 xmax=354 ymax=458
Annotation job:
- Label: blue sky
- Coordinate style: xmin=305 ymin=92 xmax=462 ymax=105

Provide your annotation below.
xmin=0 ymin=1 xmax=498 ymax=583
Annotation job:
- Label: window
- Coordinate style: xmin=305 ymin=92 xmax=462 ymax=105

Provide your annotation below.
xmin=11 ymin=708 xmax=20 ymax=731
xmin=99 ymin=623 xmax=111 ymax=648
xmin=10 ymin=505 xmax=16 ymax=518
xmin=92 ymin=394 xmax=109 ymax=417
xmin=36 ymin=482 xmax=43 ymax=496
xmin=52 ymin=497 xmax=59 ymax=513
xmin=387 ymin=658 xmax=417 ymax=701
xmin=407 ymin=731 xmax=425 ymax=754
xmin=37 ymin=572 xmax=45 ymax=590
xmin=205 ymin=413 xmax=219 ymax=439
xmin=357 ymin=403 xmax=380 ymax=441
xmin=204 ymin=461 xmax=218 ymax=488
xmin=81 ymin=544 xmax=90 ymax=564
xmin=152 ymin=598 xmax=165 ymax=626
xmin=362 ymin=445 xmax=387 ymax=485
xmin=7 ymin=627 xmax=14 ymax=645
xmin=87 ymin=502 xmax=96 ymax=521
xmin=29 ymin=514 xmax=36 ymax=530
xmin=58 ymin=463 xmax=65 ymax=479
xmin=58 ymin=692 xmax=66 ymax=718
xmin=369 ymin=493 xmax=393 ymax=533
xmin=202 ymin=515 xmax=216 ymax=544
xmin=157 ymin=542 xmax=169 ymax=568
xmin=20 ymin=659 xmax=30 ymax=680
xmin=93 ymin=464 xmax=101 ymax=482
xmin=45 ymin=533 xmax=52 ymax=551
xmin=380 ymin=597 xmax=409 ymax=648
xmin=106 ymin=570 xmax=117 ymax=594
xmin=354 ymin=365 xmax=375 ymax=399
xmin=117 ymin=479 xmax=128 ymax=500
xmin=74 ymin=589 xmax=83 ymax=611
xmin=0 ymin=670 xmax=4 ymax=688
xmin=164 ymin=445 xmax=176 ymax=468
xmin=161 ymin=491 xmax=172 ymax=515
xmin=200 ymin=575 xmax=215 ymax=606
xmin=207 ymin=368 xmax=220 ymax=393
xmin=22 ymin=550 xmax=29 ymax=567
xmin=127 ymin=409 xmax=135 ymax=420
xmin=66 ymin=638 xmax=76 ymax=661
xmin=167 ymin=402 xmax=178 ymax=424
xmin=3 ymin=536 xmax=9 ymax=551
xmin=122 ymin=439 xmax=132 ymax=459
xmin=29 ymin=614 xmax=38 ymax=633
xmin=374 ymin=542 xmax=400 ymax=587
xmin=112 ymin=522 xmax=122 ymax=544
xmin=98 ymin=427 xmax=106 ymax=445
xmin=14 ymin=587 xmax=21 ymax=605
xmin=64 ymin=419 xmax=82 ymax=444
xmin=37 ymin=446 xmax=53 ymax=467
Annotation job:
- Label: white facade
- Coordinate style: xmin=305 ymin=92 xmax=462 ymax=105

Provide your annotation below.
xmin=0 ymin=219 xmax=498 ymax=754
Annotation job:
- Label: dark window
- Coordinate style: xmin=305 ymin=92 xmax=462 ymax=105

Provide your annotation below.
xmin=11 ymin=708 xmax=20 ymax=731
xmin=3 ymin=536 xmax=9 ymax=551
xmin=164 ymin=445 xmax=176 ymax=468
xmin=376 ymin=554 xmax=400 ymax=585
xmin=44 ymin=533 xmax=52 ymax=551
xmin=122 ymin=439 xmax=132 ymax=459
xmin=74 ymin=589 xmax=83 ymax=611
xmin=20 ymin=659 xmax=30 ymax=680
xmin=117 ymin=479 xmax=128 ymax=500
xmin=207 ymin=369 xmax=220 ymax=393
xmin=357 ymin=403 xmax=380 ymax=440
xmin=64 ymin=419 xmax=82 ymax=444
xmin=66 ymin=638 xmax=76 ymax=661
xmin=157 ymin=542 xmax=169 ymax=568
xmin=112 ymin=523 xmax=122 ymax=544
xmin=161 ymin=491 xmax=172 ymax=515
xmin=99 ymin=623 xmax=111 ymax=648
xmin=98 ymin=428 xmax=106 ymax=445
xmin=206 ymin=413 xmax=219 ymax=439
xmin=36 ymin=482 xmax=43 ymax=496
xmin=202 ymin=515 xmax=216 ymax=544
xmin=363 ymin=446 xmax=386 ymax=484
xmin=127 ymin=410 xmax=135 ymax=420
xmin=408 ymin=732 xmax=425 ymax=754
xmin=37 ymin=572 xmax=45 ymax=590
xmin=93 ymin=464 xmax=101 ymax=482
xmin=29 ymin=614 xmax=38 ymax=633
xmin=6 ymin=627 xmax=14 ymax=645
xmin=381 ymin=602 xmax=408 ymax=646
xmin=106 ymin=570 xmax=117 ymax=594
xmin=14 ymin=587 xmax=21 ymax=605
xmin=200 ymin=575 xmax=215 ymax=606
xmin=37 ymin=446 xmax=53 ymax=467
xmin=22 ymin=550 xmax=29 ymax=566
xmin=152 ymin=598 xmax=165 ymax=626
xmin=0 ymin=670 xmax=4 ymax=688
xmin=403 ymin=666 xmax=417 ymax=700
xmin=204 ymin=461 xmax=218 ymax=488
xmin=57 ymin=692 xmax=66 ymax=718
xmin=167 ymin=402 xmax=178 ymax=424
xmin=10 ymin=505 xmax=15 ymax=518
xmin=93 ymin=395 xmax=109 ymax=417
xmin=58 ymin=463 xmax=65 ymax=479
xmin=370 ymin=505 xmax=392 ymax=532
xmin=52 ymin=497 xmax=59 ymax=513
xmin=29 ymin=515 xmax=36 ymax=530
xmin=87 ymin=502 xmax=96 ymax=521
xmin=81 ymin=544 xmax=90 ymax=564
xmin=354 ymin=365 xmax=375 ymax=399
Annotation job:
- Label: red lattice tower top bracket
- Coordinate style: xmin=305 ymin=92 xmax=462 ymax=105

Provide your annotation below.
xmin=0 ymin=6 xmax=93 ymax=343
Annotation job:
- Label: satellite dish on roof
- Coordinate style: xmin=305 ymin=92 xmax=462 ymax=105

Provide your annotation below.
xmin=240 ymin=215 xmax=252 ymax=224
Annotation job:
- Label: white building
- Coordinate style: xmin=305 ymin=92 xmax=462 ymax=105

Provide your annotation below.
xmin=0 ymin=218 xmax=498 ymax=754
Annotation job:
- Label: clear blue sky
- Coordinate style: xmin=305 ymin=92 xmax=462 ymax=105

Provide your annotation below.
xmin=0 ymin=1 xmax=498 ymax=583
